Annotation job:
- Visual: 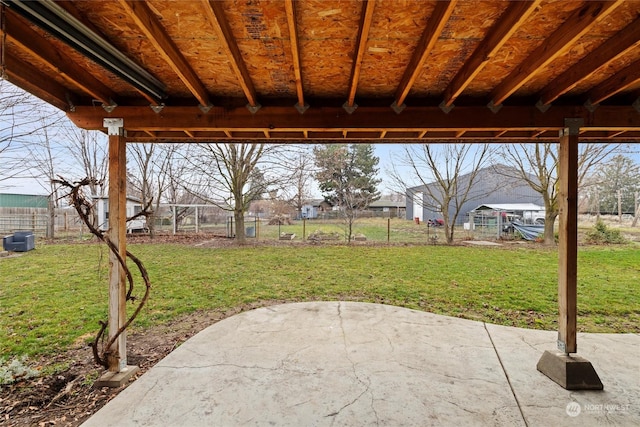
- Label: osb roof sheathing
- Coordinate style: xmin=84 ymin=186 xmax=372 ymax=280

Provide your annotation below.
xmin=2 ymin=0 xmax=640 ymax=142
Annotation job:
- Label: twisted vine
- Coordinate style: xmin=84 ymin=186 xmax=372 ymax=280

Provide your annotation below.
xmin=54 ymin=177 xmax=151 ymax=369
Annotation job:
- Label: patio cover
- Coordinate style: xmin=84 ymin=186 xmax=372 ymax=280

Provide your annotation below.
xmin=1 ymin=0 xmax=638 ymax=388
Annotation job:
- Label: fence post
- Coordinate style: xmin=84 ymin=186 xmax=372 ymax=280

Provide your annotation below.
xmin=303 ymin=218 xmax=306 ymax=240
xmin=387 ymin=218 xmax=390 ymax=244
xmin=47 ymin=196 xmax=55 ymax=239
xmin=195 ymin=206 xmax=199 ymax=234
xmin=172 ymin=206 xmax=177 ymax=235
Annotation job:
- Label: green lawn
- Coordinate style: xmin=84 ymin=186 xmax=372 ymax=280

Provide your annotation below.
xmin=1 ymin=242 xmax=638 ymax=359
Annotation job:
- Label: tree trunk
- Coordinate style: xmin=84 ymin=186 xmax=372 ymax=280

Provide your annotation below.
xmin=543 ymin=211 xmax=557 ymax=245
xmin=441 ymin=206 xmax=454 ymax=244
xmin=147 ymin=212 xmax=155 ymax=239
xmin=234 ymin=209 xmax=246 ymax=244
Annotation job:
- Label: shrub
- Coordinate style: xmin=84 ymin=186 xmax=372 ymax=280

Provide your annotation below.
xmin=0 ymin=356 xmax=40 ymax=387
xmin=585 ymin=220 xmax=627 ymax=244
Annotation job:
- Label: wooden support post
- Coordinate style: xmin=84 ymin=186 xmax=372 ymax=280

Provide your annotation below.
xmin=537 ymin=118 xmax=602 ymax=390
xmin=557 ymin=118 xmax=580 ymax=354
xmin=107 ymin=119 xmax=127 ymax=373
xmin=95 ymin=118 xmax=140 ymax=387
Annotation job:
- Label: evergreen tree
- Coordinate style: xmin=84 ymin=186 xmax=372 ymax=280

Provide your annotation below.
xmin=313 ymin=144 xmax=381 ymax=242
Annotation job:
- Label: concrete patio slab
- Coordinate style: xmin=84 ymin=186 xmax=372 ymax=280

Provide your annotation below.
xmin=485 ymin=323 xmax=640 ymax=426
xmin=82 ymin=302 xmax=639 ymax=426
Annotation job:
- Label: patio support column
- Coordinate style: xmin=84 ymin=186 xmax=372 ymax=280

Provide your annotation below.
xmin=558 ymin=119 xmax=580 ymax=354
xmin=95 ymin=118 xmax=139 ymax=387
xmin=536 ymin=118 xmax=602 ymax=390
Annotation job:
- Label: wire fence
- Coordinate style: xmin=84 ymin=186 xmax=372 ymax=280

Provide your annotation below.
xmin=2 ymin=209 xmax=636 ymax=244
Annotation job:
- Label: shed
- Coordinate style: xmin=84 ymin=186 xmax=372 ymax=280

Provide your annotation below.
xmin=470 ymin=203 xmax=546 ymax=225
xmin=93 ymin=196 xmax=145 ymax=232
xmin=300 ymin=199 xmax=333 ymax=219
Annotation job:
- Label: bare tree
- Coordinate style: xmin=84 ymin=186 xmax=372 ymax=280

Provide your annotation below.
xmin=23 ymin=117 xmax=68 ymax=205
xmin=499 ymin=142 xmax=624 ymax=244
xmin=182 ymin=143 xmax=288 ymax=243
xmin=0 ymin=80 xmax=61 ymax=187
xmin=391 ymin=144 xmax=492 ymax=244
xmin=588 ymin=154 xmax=640 ymax=218
xmin=62 ymin=126 xmax=108 ymax=197
xmin=278 ymin=147 xmax=315 ymax=219
xmin=127 ymin=143 xmax=181 ymax=237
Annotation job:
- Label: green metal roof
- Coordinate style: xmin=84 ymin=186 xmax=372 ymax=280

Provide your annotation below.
xmin=0 ymin=193 xmax=49 ymax=208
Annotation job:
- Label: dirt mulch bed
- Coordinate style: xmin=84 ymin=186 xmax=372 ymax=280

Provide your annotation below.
xmin=0 ymin=300 xmax=290 ymax=427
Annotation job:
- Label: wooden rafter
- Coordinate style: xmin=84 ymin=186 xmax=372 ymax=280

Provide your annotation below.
xmin=346 ymin=0 xmax=376 ymax=108
xmin=393 ymin=0 xmax=457 ymax=107
xmin=4 ymin=53 xmax=71 ymax=110
xmin=120 ymin=0 xmax=210 ymax=107
xmin=490 ymin=1 xmax=622 ymax=106
xmin=202 ymin=0 xmax=258 ymax=108
xmin=442 ymin=0 xmax=541 ymax=108
xmin=3 ymin=13 xmax=114 ymax=105
xmin=284 ymin=0 xmax=304 ymax=108
xmin=540 ymin=16 xmax=640 ymax=106
xmin=588 ymin=60 xmax=640 ymax=105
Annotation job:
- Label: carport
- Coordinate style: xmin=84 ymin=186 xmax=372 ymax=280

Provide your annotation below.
xmin=2 ymin=0 xmax=639 ymax=389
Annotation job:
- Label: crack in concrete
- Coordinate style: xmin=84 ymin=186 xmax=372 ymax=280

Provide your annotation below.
xmin=130 ymin=376 xmax=162 ymax=420
xmin=446 ymin=399 xmax=479 ymax=415
xmin=325 ymin=302 xmax=377 ymax=425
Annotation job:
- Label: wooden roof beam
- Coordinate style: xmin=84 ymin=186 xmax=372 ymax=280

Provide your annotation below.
xmin=441 ymin=0 xmax=541 ymax=109
xmin=345 ymin=0 xmax=376 ymax=111
xmin=539 ymin=16 xmax=640 ymax=106
xmin=202 ymin=0 xmax=259 ymax=110
xmin=4 ymin=53 xmax=71 ymax=111
xmin=3 ymin=12 xmax=115 ymax=106
xmin=490 ymin=1 xmax=622 ymax=107
xmin=393 ymin=0 xmax=457 ymax=109
xmin=120 ymin=0 xmax=211 ymax=108
xmin=284 ymin=0 xmax=306 ymax=112
xmin=588 ymin=60 xmax=640 ymax=105
xmin=67 ymin=105 xmax=640 ymax=134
